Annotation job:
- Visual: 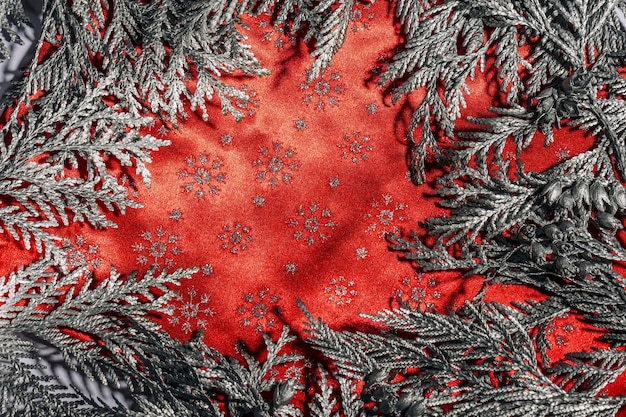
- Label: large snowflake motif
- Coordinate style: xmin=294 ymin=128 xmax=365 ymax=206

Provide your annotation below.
xmin=364 ymin=194 xmax=409 ymax=238
xmin=132 ymin=225 xmax=182 ymax=270
xmin=252 ymin=142 xmax=299 ymax=188
xmin=325 ymin=276 xmax=357 ymax=306
xmin=236 ymin=288 xmax=281 ymax=333
xmin=392 ymin=273 xmax=441 ymax=312
xmin=301 ymin=69 xmax=344 ymax=110
xmin=287 ymin=203 xmax=337 ymax=246
xmin=62 ymin=235 xmax=101 ymax=270
xmin=218 ymin=223 xmax=253 ymax=253
xmin=166 ymin=288 xmax=215 ymax=334
xmin=178 ymin=153 xmax=226 ymax=199
xmin=339 ymin=132 xmax=373 ymax=163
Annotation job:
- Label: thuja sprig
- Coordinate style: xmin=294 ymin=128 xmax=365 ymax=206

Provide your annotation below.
xmin=300 ymin=299 xmax=626 ymax=417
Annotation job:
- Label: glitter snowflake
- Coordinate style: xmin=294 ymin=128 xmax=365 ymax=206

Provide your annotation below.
xmin=201 ymin=263 xmax=214 ymax=276
xmin=287 ymin=203 xmax=337 ymax=246
xmin=555 ymin=147 xmax=570 ymax=161
xmin=252 ymin=142 xmax=299 ymax=188
xmin=252 ymin=195 xmax=266 ymax=207
xmin=218 ymin=223 xmax=253 ymax=253
xmin=220 ymin=133 xmax=233 ymax=146
xmin=301 ymin=69 xmax=344 ymax=110
xmin=295 ymin=119 xmax=308 ymax=131
xmin=355 ymin=247 xmax=368 ymax=260
xmin=545 ymin=314 xmax=576 ymax=348
xmin=285 ymin=262 xmax=297 ymax=274
xmin=132 ymin=226 xmax=182 ymax=270
xmin=364 ymin=194 xmax=409 ymax=238
xmin=329 ymin=176 xmax=340 ymax=188
xmin=366 ymin=103 xmax=378 ymax=115
xmin=236 ymin=288 xmax=281 ymax=333
xmin=166 ymin=288 xmax=215 ymax=334
xmin=392 ymin=273 xmax=441 ymax=312
xmin=325 ymin=276 xmax=357 ymax=306
xmin=169 ymin=209 xmax=182 ymax=221
xmin=339 ymin=132 xmax=373 ymax=163
xmin=257 ymin=18 xmax=297 ymax=50
xmin=63 ymin=235 xmax=101 ymax=270
xmin=235 ymin=85 xmax=260 ymax=116
xmin=178 ymin=153 xmax=226 ymax=199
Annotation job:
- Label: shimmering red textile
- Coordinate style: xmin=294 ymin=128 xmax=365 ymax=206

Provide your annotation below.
xmin=5 ymin=1 xmax=626 ymax=408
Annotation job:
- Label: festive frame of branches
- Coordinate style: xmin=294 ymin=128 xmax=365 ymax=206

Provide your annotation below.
xmin=3 ymin=0 xmax=626 ymax=416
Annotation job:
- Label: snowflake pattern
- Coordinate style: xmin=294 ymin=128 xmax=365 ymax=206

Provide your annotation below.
xmin=220 ymin=133 xmax=233 ymax=146
xmin=325 ymin=276 xmax=357 ymax=306
xmin=166 ymin=288 xmax=215 ymax=334
xmin=252 ymin=194 xmax=266 ymax=207
xmin=392 ymin=273 xmax=441 ymax=312
xmin=355 ymin=247 xmax=368 ymax=260
xmin=365 ymin=103 xmax=378 ymax=115
xmin=285 ymin=262 xmax=297 ymax=274
xmin=301 ymin=69 xmax=344 ymax=110
xmin=236 ymin=288 xmax=281 ymax=333
xmin=132 ymin=226 xmax=182 ymax=270
xmin=295 ymin=119 xmax=308 ymax=131
xmin=287 ymin=203 xmax=337 ymax=246
xmin=218 ymin=223 xmax=253 ymax=253
xmin=555 ymin=147 xmax=570 ymax=161
xmin=339 ymin=132 xmax=373 ymax=163
xmin=252 ymin=142 xmax=299 ymax=188
xmin=178 ymin=153 xmax=226 ymax=199
xmin=169 ymin=209 xmax=182 ymax=221
xmin=235 ymin=85 xmax=260 ymax=116
xmin=364 ymin=194 xmax=409 ymax=238
xmin=257 ymin=18 xmax=297 ymax=50
xmin=545 ymin=314 xmax=576 ymax=348
xmin=63 ymin=235 xmax=101 ymax=270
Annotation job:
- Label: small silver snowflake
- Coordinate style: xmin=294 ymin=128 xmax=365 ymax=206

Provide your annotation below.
xmin=201 ymin=264 xmax=214 ymax=276
xmin=555 ymin=147 xmax=570 ymax=161
xmin=285 ymin=262 xmax=297 ymax=274
xmin=366 ymin=103 xmax=378 ymax=115
xmin=221 ymin=133 xmax=233 ymax=146
xmin=329 ymin=176 xmax=340 ymax=188
xmin=253 ymin=194 xmax=266 ymax=207
xmin=295 ymin=119 xmax=308 ymax=131
xmin=169 ymin=209 xmax=182 ymax=221
xmin=355 ymin=247 xmax=368 ymax=260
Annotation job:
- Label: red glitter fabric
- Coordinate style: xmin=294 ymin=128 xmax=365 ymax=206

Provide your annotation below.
xmin=4 ymin=1 xmax=626 ymax=412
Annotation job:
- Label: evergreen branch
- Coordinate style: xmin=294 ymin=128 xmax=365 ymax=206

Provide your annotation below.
xmin=1 ymin=259 xmax=306 ymax=416
xmin=302 ymin=300 xmax=626 ymax=416
xmin=0 ymin=0 xmax=29 ymax=63
xmin=0 ymin=80 xmax=166 ymax=264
